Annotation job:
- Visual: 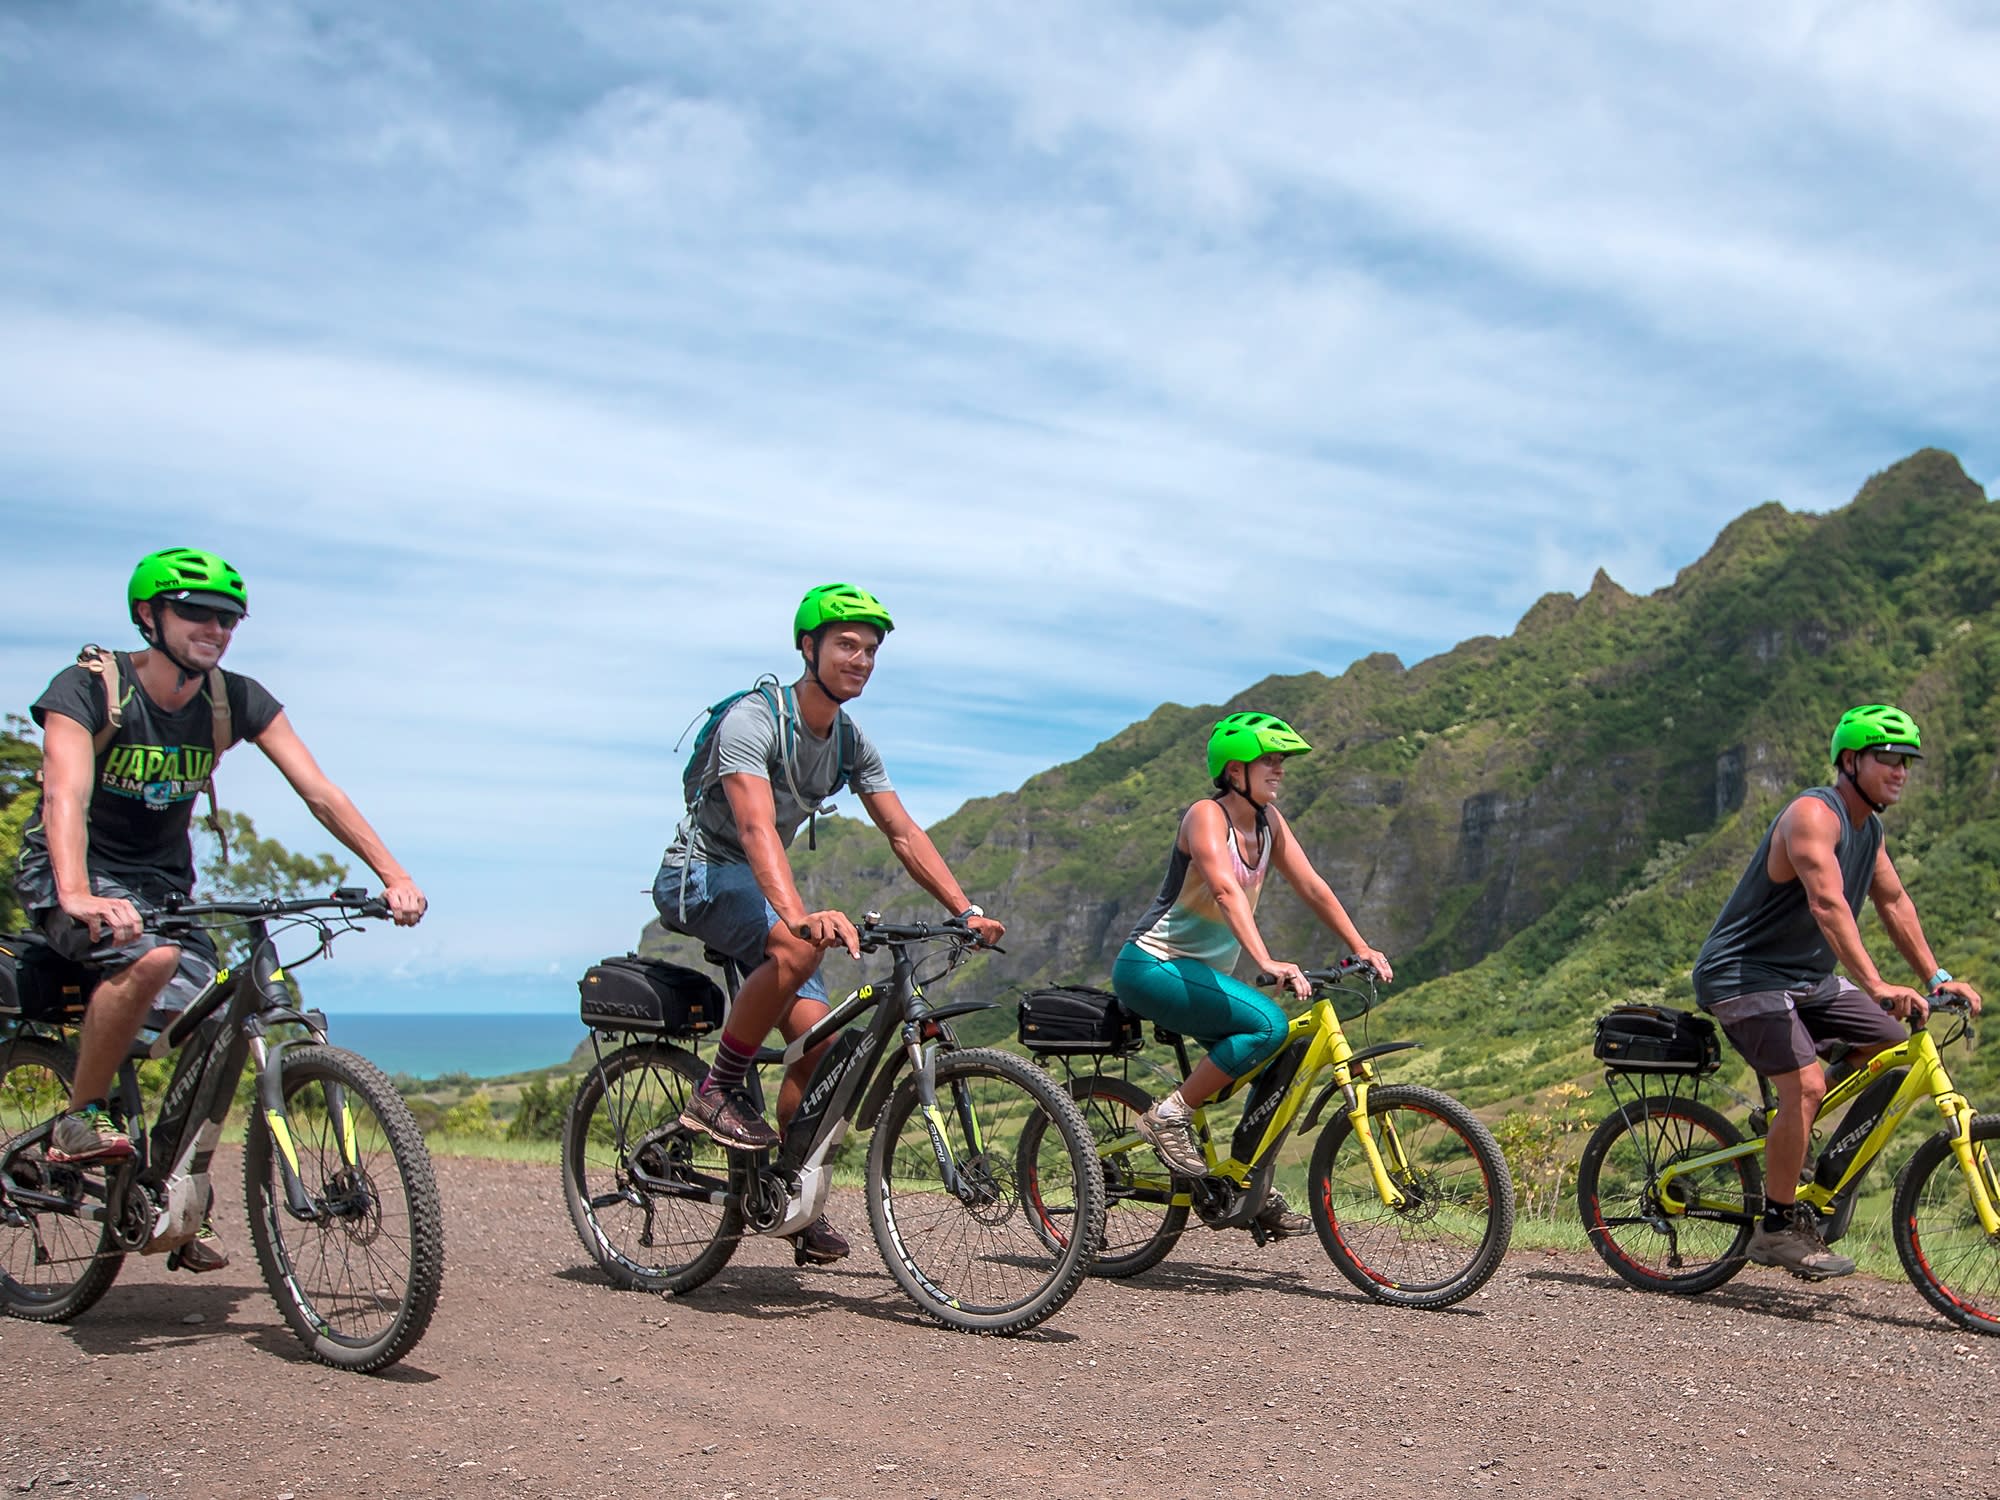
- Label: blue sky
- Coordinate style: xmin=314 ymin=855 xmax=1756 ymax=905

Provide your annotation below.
xmin=4 ymin=1 xmax=1997 ymax=1010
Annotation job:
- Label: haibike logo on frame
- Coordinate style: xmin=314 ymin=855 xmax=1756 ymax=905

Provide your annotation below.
xmin=804 ymin=1034 xmax=877 ymax=1116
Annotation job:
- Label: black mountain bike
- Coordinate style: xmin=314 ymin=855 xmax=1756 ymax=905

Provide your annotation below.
xmin=0 ymin=891 xmax=443 ymax=1373
xmin=562 ymin=914 xmax=1106 ymax=1335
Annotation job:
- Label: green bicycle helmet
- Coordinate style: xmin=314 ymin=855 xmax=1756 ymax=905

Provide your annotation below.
xmin=128 ymin=547 xmax=248 ymax=624
xmin=794 ymin=583 xmax=893 ymax=646
xmin=1207 ymin=712 xmax=1312 ymax=780
xmin=1829 ymin=704 xmax=1922 ymax=767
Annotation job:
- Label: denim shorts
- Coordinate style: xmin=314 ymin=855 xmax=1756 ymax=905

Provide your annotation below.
xmin=652 ymin=858 xmax=827 ymax=1004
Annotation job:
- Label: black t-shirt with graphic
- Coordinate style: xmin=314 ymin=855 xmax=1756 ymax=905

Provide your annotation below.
xmin=15 ymin=653 xmax=283 ymax=906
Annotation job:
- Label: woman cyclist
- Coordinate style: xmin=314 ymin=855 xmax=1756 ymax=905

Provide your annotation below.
xmin=1115 ymin=712 xmax=1393 ymax=1215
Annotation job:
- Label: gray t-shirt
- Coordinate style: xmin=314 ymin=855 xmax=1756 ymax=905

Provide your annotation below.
xmin=667 ymin=686 xmax=892 ymax=866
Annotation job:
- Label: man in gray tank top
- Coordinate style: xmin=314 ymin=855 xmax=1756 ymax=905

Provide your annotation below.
xmin=1691 ymin=705 xmax=1981 ymax=1277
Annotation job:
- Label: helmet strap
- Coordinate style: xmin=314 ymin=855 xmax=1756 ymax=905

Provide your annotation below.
xmin=136 ymin=602 xmax=202 ymax=688
xmin=1837 ymin=754 xmax=1886 ymax=815
xmin=799 ymin=633 xmax=853 ymax=707
xmin=1217 ymin=769 xmax=1271 ymax=818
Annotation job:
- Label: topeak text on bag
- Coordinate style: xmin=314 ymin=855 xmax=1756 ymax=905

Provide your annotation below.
xmin=578 ymin=955 xmax=723 ymax=1037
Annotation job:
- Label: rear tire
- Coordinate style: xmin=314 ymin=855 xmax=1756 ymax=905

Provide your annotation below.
xmin=245 ymin=1045 xmax=443 ymax=1373
xmin=1892 ymin=1113 xmax=2000 ymax=1336
xmin=1018 ymin=1071 xmax=1186 ymax=1278
xmin=562 ymin=1042 xmax=741 ymax=1295
xmin=1308 ymin=1082 xmax=1513 ymax=1309
xmin=0 ymin=1036 xmax=124 ymax=1322
xmin=1574 ymin=1093 xmax=1755 ymax=1295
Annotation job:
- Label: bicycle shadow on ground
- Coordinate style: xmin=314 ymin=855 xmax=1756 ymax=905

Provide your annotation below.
xmin=551 ymin=1258 xmax=1083 ymax=1342
xmin=41 ymin=1279 xmax=446 ymax=1378
xmin=1519 ymin=1265 xmax=1949 ymax=1335
xmin=1109 ymin=1257 xmax=1486 ymax=1316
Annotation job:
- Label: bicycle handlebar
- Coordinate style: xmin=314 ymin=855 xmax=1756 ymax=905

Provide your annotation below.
xmin=151 ymin=888 xmax=394 ymax=929
xmin=1255 ymin=956 xmax=1381 ymax=988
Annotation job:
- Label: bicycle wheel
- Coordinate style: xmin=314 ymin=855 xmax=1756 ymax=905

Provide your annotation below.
xmin=867 ymin=1047 xmax=1105 ymax=1334
xmin=1893 ymin=1113 xmax=2000 ymax=1336
xmin=244 ymin=1044 xmax=443 ymax=1373
xmin=0 ymin=1036 xmax=125 ymax=1321
xmin=1575 ymin=1093 xmax=1755 ymax=1295
xmin=562 ymin=1042 xmax=740 ymax=1295
xmin=1308 ymin=1082 xmax=1514 ymax=1309
xmin=1018 ymin=1073 xmax=1186 ymax=1278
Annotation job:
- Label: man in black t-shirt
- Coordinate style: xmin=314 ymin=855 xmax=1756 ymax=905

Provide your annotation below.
xmin=15 ymin=547 xmax=426 ymax=1270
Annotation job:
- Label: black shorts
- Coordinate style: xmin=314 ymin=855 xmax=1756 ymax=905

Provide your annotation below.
xmin=1706 ymin=975 xmax=1903 ymax=1075
xmin=33 ymin=875 xmax=219 ymax=1013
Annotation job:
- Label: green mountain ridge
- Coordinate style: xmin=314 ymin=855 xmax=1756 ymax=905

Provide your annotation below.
xmin=642 ymin=449 xmax=2000 ymax=1107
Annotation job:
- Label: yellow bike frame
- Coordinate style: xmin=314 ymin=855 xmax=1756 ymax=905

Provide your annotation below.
xmin=1655 ymin=1024 xmax=2000 ymax=1234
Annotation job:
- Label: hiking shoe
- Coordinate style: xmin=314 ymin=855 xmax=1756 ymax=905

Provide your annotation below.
xmin=1251 ymin=1190 xmax=1311 ymax=1239
xmin=47 ymin=1105 xmax=135 ymax=1164
xmin=168 ymin=1218 xmax=230 ymax=1274
xmin=1136 ymin=1100 xmax=1206 ymax=1177
xmin=1746 ymin=1205 xmax=1855 ymax=1279
xmin=678 ymin=1084 xmax=780 ymax=1152
xmin=788 ymin=1215 xmax=850 ymax=1267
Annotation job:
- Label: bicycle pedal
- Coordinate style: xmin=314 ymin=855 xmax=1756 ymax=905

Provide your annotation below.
xmin=1785 ymin=1268 xmax=1830 ymax=1284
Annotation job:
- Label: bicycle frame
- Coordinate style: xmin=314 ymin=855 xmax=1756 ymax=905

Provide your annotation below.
xmin=617 ymin=927 xmax=996 ymax=1240
xmin=3 ymin=915 xmax=364 ymax=1254
xmin=1105 ymin=972 xmax=1422 ymax=1215
xmin=1654 ymin=1022 xmax=2000 ymax=1234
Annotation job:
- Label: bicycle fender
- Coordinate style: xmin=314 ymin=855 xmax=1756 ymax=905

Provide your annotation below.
xmin=921 ymin=999 xmax=996 ymax=1024
xmin=1298 ymin=1041 xmax=1421 ymax=1132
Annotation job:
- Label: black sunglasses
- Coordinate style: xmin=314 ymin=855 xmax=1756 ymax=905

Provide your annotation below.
xmin=166 ymin=600 xmax=242 ymax=631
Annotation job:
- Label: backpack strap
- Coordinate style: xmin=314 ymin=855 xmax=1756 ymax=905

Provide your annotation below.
xmin=201 ymin=667 xmax=233 ymax=864
xmin=77 ymin=645 xmax=124 ymax=756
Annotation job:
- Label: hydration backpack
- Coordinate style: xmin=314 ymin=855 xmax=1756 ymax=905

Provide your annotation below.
xmin=678 ymin=675 xmax=855 ymax=848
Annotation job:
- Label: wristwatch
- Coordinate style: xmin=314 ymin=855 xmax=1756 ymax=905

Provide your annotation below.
xmin=1929 ymin=967 xmax=1953 ymax=991
xmin=956 ymin=905 xmax=985 ymax=921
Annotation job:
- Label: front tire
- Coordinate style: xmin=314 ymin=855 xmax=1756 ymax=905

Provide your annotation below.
xmin=562 ymin=1042 xmax=741 ymax=1295
xmin=1575 ymin=1093 xmax=1756 ymax=1295
xmin=1308 ymin=1083 xmax=1513 ymax=1309
xmin=245 ymin=1045 xmax=444 ymax=1373
xmin=867 ymin=1047 xmax=1104 ymax=1334
xmin=1893 ymin=1113 xmax=2000 ymax=1336
xmin=0 ymin=1036 xmax=124 ymax=1322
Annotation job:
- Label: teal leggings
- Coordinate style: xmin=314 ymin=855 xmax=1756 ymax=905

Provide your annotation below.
xmin=1111 ymin=943 xmax=1289 ymax=1079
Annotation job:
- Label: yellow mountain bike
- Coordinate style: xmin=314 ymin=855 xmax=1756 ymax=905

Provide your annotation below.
xmin=1576 ymin=992 xmax=2000 ymax=1334
xmin=1019 ymin=959 xmax=1515 ymax=1310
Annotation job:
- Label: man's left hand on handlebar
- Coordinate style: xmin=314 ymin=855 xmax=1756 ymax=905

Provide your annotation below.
xmin=966 ymin=914 xmax=1006 ymax=948
xmin=1937 ymin=978 xmax=1983 ymax=1015
xmin=381 ymin=878 xmax=428 ymax=926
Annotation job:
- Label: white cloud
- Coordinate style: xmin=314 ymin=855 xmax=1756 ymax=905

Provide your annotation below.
xmin=2 ymin=0 xmax=1994 ymax=994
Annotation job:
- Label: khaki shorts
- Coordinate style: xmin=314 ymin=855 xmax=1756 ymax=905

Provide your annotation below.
xmin=1706 ymin=975 xmax=1904 ymax=1075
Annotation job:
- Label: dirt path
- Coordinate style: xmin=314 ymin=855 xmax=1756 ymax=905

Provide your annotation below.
xmin=6 ymin=1152 xmax=1996 ymax=1500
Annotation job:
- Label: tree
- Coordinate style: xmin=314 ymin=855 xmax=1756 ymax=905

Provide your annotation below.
xmin=0 ymin=716 xmax=43 ymax=930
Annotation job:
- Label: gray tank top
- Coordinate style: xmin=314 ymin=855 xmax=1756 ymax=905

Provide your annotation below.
xmin=1691 ymin=786 xmax=1881 ymax=1008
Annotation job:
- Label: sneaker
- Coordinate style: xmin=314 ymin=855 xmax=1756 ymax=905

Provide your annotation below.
xmin=1136 ymin=1100 xmax=1207 ymax=1177
xmin=678 ymin=1084 xmax=780 ymax=1152
xmin=788 ymin=1215 xmax=850 ymax=1267
xmin=1746 ymin=1204 xmax=1855 ymax=1278
xmin=47 ymin=1105 xmax=135 ymax=1164
xmin=1251 ymin=1190 xmax=1311 ymax=1239
xmin=168 ymin=1218 xmax=230 ymax=1274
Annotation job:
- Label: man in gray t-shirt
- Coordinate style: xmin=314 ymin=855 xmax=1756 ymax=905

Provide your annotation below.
xmin=652 ymin=584 xmax=1005 ymax=1265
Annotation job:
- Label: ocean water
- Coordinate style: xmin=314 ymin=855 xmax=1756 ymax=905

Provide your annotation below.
xmin=315 ymin=1012 xmax=591 ymax=1081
